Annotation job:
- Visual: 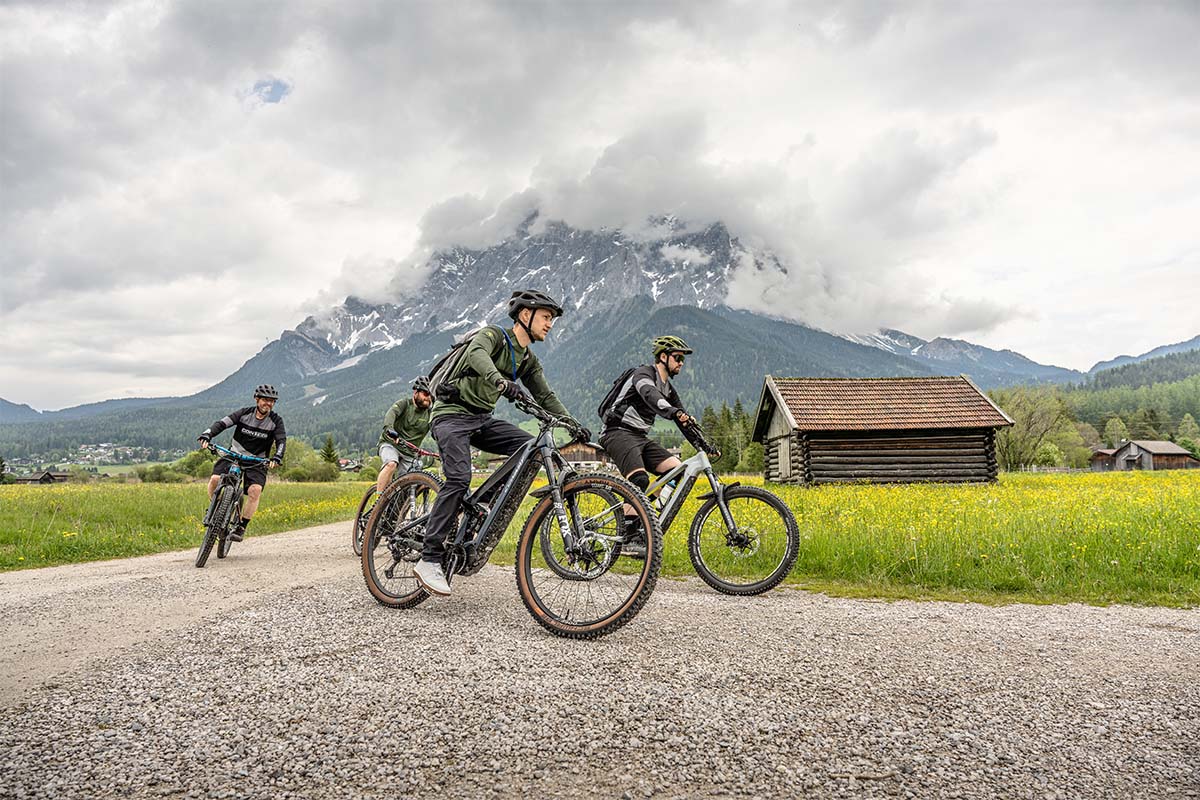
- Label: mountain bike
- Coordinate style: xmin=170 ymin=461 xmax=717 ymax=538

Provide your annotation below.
xmin=351 ymin=440 xmax=440 ymax=557
xmin=361 ymin=396 xmax=662 ymax=639
xmin=642 ymin=422 xmax=800 ymax=595
xmin=196 ymin=443 xmax=268 ymax=568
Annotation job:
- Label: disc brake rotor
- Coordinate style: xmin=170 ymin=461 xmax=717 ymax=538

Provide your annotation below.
xmin=726 ymin=526 xmax=761 ymax=558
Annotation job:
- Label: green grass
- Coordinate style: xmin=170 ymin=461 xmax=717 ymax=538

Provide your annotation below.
xmin=4 ymin=471 xmax=1198 ymax=608
xmin=488 ymin=470 xmax=1200 ymax=607
xmin=0 ymin=482 xmax=370 ymax=571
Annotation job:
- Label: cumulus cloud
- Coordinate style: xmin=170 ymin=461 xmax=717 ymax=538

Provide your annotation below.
xmin=2 ymin=0 xmax=1199 ymax=406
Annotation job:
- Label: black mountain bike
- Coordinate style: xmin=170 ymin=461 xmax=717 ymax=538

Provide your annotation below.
xmin=351 ymin=440 xmax=440 ymax=557
xmin=196 ymin=443 xmax=267 ymax=568
xmin=361 ymin=397 xmax=662 ymax=639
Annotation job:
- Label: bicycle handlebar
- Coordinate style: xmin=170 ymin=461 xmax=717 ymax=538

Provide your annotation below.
xmin=386 ymin=436 xmax=441 ymax=460
xmin=681 ymin=420 xmax=722 ymax=460
xmin=512 ymin=395 xmax=589 ymax=443
xmin=206 ymin=442 xmax=269 ymax=464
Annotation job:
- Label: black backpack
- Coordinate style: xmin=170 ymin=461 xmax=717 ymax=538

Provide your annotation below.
xmin=597 ymin=367 xmax=637 ymax=425
xmin=427 ymin=325 xmax=530 ymax=404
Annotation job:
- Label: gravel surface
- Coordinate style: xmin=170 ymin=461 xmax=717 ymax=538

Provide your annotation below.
xmin=1 ymin=522 xmax=1198 ymax=799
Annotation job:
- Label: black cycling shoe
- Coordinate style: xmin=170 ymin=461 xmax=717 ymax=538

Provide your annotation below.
xmin=620 ymin=516 xmax=647 ymax=560
xmin=228 ymin=525 xmax=245 ymax=543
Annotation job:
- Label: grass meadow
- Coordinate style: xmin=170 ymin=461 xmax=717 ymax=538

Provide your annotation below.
xmin=2 ymin=471 xmax=1197 ymax=607
xmin=0 ymin=482 xmax=368 ymax=571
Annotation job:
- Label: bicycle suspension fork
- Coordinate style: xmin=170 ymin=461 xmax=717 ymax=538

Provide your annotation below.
xmin=540 ymin=448 xmax=583 ymax=556
xmin=703 ymin=469 xmax=739 ymax=535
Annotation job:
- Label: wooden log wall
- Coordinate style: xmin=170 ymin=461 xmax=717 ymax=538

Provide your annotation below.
xmin=806 ymin=428 xmax=1000 ymax=485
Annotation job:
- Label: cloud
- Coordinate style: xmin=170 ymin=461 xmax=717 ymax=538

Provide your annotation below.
xmin=660 ymin=245 xmax=712 ymax=266
xmin=2 ymin=0 xmax=1198 ymax=407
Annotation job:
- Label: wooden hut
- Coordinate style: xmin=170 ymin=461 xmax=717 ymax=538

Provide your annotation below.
xmin=1090 ymin=449 xmax=1117 ymax=471
xmin=559 ymin=441 xmax=611 ymax=469
xmin=751 ymin=376 xmax=1013 ymax=485
xmin=1109 ymin=440 xmax=1200 ymax=471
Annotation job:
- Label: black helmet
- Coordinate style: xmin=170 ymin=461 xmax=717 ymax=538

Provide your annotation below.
xmin=652 ymin=335 xmax=694 ymax=357
xmin=507 ymin=289 xmax=564 ymax=321
xmin=412 ymin=376 xmax=431 ymax=393
xmin=254 ymin=384 xmax=279 ymax=400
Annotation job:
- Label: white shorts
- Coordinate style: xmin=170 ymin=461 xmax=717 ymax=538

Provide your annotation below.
xmin=379 ymin=443 xmax=418 ymax=472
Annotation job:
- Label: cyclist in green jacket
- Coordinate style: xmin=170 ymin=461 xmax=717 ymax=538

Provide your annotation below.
xmin=376 ymin=377 xmax=433 ymax=493
xmin=414 ymin=289 xmax=589 ymax=596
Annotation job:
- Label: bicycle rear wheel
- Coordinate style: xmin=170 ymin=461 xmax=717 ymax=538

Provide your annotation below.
xmin=687 ymin=485 xmax=799 ymax=595
xmin=351 ymin=485 xmax=378 ymax=557
xmin=361 ymin=471 xmax=443 ymax=609
xmin=516 ymin=472 xmax=660 ymax=639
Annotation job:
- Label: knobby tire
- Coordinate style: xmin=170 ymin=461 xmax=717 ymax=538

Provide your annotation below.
xmin=687 ymin=485 xmax=799 ymax=596
xmin=361 ymin=471 xmax=443 ymax=609
xmin=516 ymin=472 xmax=661 ymax=639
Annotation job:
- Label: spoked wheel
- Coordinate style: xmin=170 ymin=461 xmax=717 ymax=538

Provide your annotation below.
xmin=361 ymin=471 xmax=443 ymax=609
xmin=687 ymin=485 xmax=799 ymax=596
xmin=517 ymin=472 xmax=661 ymax=639
xmin=217 ymin=534 xmax=231 ymax=559
xmin=196 ymin=486 xmax=234 ymax=568
xmin=352 ymin=485 xmax=378 ymax=557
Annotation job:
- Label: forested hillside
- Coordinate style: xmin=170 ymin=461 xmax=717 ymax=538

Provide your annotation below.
xmin=1087 ymin=348 xmax=1200 ymax=390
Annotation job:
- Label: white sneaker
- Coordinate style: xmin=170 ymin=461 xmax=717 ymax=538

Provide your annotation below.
xmin=413 ymin=559 xmax=451 ymax=596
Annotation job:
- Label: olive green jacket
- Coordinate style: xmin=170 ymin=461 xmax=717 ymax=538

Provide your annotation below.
xmin=379 ymin=396 xmax=431 ymax=448
xmin=430 ymin=326 xmax=570 ymax=421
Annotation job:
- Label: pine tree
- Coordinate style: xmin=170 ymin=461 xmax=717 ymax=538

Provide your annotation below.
xmin=1102 ymin=416 xmax=1129 ymax=448
xmin=1126 ymin=409 xmax=1159 ymax=440
xmin=1178 ymin=413 xmax=1200 ymax=442
xmin=320 ymin=435 xmax=339 ymax=464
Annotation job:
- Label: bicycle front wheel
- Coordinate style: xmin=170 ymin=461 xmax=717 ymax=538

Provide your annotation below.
xmin=196 ymin=487 xmax=234 ymax=568
xmin=351 ymin=485 xmax=378 ymax=557
xmin=516 ymin=472 xmax=660 ymax=639
xmin=361 ymin=471 xmax=443 ymax=609
xmin=687 ymin=485 xmax=799 ymax=595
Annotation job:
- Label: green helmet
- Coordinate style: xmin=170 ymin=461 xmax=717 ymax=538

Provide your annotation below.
xmin=652 ymin=335 xmax=694 ymax=358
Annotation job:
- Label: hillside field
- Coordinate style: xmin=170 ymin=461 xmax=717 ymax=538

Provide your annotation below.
xmin=2 ymin=472 xmax=1197 ymax=607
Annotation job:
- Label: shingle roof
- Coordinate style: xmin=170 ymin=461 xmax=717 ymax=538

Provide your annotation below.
xmin=1124 ymin=440 xmax=1197 ymax=456
xmin=766 ymin=376 xmax=1013 ymax=432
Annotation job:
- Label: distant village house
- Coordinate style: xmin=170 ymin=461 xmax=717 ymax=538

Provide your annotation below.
xmin=1093 ymin=440 xmax=1199 ymax=471
xmin=11 ymin=471 xmax=71 ymax=484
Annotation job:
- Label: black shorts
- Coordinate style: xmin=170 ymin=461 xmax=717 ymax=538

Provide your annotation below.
xmin=599 ymin=428 xmax=674 ymax=477
xmin=212 ymin=458 xmax=268 ymax=493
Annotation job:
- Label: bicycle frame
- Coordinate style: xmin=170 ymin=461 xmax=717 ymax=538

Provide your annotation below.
xmin=384 ymin=406 xmax=582 ymax=579
xmin=204 ymin=444 xmax=268 ymax=527
xmin=645 ymin=450 xmax=738 ymax=535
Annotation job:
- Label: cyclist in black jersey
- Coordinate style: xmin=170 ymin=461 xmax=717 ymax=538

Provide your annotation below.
xmin=598 ymin=336 xmax=711 ymax=557
xmin=197 ymin=384 xmax=287 ymax=542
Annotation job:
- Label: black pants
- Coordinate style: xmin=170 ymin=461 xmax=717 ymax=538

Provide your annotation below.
xmin=422 ymin=413 xmax=532 ymax=561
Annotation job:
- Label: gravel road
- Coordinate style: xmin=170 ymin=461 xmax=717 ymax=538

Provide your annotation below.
xmin=1 ymin=521 xmax=1197 ymax=799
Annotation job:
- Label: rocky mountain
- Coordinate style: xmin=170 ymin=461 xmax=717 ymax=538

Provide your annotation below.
xmin=1088 ymin=334 xmax=1200 ymax=374
xmin=845 ymin=329 xmax=1084 ymax=386
xmin=1 ymin=215 xmax=1116 ymax=454
xmin=228 ymin=217 xmax=745 ymax=393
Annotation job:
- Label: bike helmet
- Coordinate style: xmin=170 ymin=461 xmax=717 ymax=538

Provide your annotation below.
xmin=507 ymin=289 xmax=564 ymax=320
xmin=254 ymin=384 xmax=279 ymax=400
xmin=652 ymin=335 xmax=694 ymax=358
xmin=412 ymin=376 xmax=431 ymax=393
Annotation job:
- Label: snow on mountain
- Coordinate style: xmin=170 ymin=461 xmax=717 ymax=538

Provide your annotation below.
xmin=271 ymin=216 xmax=752 ymax=380
xmin=844 ymin=329 xmax=1084 ymax=385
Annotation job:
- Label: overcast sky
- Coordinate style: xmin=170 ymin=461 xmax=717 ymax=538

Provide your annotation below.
xmin=2 ymin=1 xmax=1199 ymax=410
